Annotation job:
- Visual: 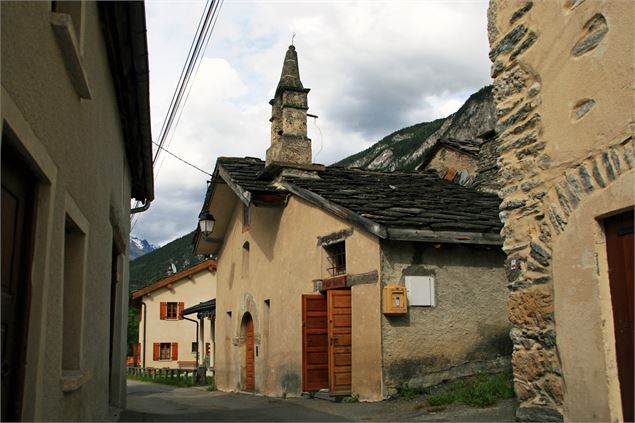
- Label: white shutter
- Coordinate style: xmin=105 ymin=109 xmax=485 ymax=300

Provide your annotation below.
xmin=405 ymin=276 xmax=435 ymax=307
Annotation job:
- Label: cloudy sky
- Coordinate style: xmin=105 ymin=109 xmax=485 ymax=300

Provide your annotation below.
xmin=133 ymin=0 xmax=493 ymax=247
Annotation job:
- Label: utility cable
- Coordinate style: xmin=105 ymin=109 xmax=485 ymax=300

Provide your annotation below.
xmin=151 ymin=140 xmax=213 ymax=177
xmin=131 ymin=0 xmax=223 ymax=231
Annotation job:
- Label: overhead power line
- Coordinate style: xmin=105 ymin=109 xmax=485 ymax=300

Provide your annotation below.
xmin=151 ymin=140 xmax=212 ymax=177
xmin=131 ymin=0 xmax=223 ymax=230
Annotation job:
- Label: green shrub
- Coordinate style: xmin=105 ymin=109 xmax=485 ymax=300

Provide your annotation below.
xmin=344 ymin=393 xmax=359 ymax=403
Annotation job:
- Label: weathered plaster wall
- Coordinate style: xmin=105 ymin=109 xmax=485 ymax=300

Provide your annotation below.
xmin=487 ymin=0 xmax=634 ymax=420
xmin=214 ymin=195 xmax=383 ymax=400
xmin=380 ymin=241 xmax=510 ymax=396
xmin=139 ymin=269 xmax=217 ymax=369
xmin=427 ymin=148 xmax=479 ymax=180
xmin=1 ymin=2 xmax=137 ymax=419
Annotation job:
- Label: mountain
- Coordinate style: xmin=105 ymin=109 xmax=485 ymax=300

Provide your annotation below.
xmin=129 ymin=235 xmax=157 ymax=260
xmin=129 ymin=230 xmax=207 ymax=292
xmin=334 ymin=85 xmax=495 ymax=171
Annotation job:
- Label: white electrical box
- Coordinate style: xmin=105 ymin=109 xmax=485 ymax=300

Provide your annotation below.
xmin=405 ymin=276 xmax=435 ymax=307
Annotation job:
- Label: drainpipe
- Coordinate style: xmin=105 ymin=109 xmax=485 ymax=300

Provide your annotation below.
xmin=141 ymin=301 xmax=147 ymax=368
xmin=182 ymin=315 xmax=199 ymax=369
xmin=131 ymin=199 xmax=151 ymax=214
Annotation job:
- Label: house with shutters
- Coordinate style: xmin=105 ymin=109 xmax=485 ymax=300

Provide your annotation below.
xmin=191 ymin=45 xmax=511 ymax=401
xmin=131 ymin=259 xmax=217 ymax=370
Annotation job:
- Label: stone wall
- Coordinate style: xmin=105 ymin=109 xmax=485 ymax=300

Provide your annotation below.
xmin=487 ymin=0 xmax=634 ymax=421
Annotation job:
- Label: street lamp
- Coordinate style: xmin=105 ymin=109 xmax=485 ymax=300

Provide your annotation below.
xmin=198 ymin=211 xmax=215 ymax=236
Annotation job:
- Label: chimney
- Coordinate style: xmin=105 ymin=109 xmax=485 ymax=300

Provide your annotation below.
xmin=265 ymin=45 xmax=312 ymax=167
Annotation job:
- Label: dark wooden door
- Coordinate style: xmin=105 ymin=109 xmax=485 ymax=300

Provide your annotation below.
xmin=604 ymin=210 xmax=634 ymax=422
xmin=1 ymin=143 xmax=36 ymax=421
xmin=302 ymin=294 xmax=328 ymax=391
xmin=327 ymin=290 xmax=351 ymax=396
xmin=245 ymin=315 xmax=255 ymax=392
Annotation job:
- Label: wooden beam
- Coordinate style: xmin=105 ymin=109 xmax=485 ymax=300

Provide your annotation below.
xmin=218 ymin=165 xmax=251 ymax=206
xmin=281 ymin=181 xmax=387 ymax=239
xmin=386 ymin=227 xmax=502 ymax=245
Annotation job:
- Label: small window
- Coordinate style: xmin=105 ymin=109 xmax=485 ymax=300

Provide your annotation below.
xmin=191 ymin=342 xmax=198 ymax=354
xmin=160 ymin=343 xmax=171 ymax=360
xmin=324 ymin=241 xmax=346 ymax=277
xmin=62 ymin=215 xmax=87 ymax=371
xmin=242 ymin=241 xmax=250 ymax=277
xmin=166 ymin=302 xmax=178 ymax=320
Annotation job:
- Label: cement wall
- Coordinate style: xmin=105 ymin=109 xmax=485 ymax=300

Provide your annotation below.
xmin=380 ymin=241 xmax=510 ymax=396
xmin=488 ymin=0 xmax=634 ymax=420
xmin=1 ymin=2 xmax=137 ymax=419
xmin=139 ymin=269 xmax=217 ymax=369
xmin=214 ymin=195 xmax=383 ymax=400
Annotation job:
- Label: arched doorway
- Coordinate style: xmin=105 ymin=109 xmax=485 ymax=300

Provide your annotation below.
xmin=241 ymin=313 xmax=255 ymax=392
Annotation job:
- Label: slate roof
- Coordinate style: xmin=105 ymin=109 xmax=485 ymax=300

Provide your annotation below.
xmin=286 ymin=167 xmax=502 ymax=233
xmin=209 ymin=157 xmax=502 ymax=237
xmin=182 ymin=299 xmax=216 ymax=318
xmin=440 ymin=139 xmax=482 ymax=156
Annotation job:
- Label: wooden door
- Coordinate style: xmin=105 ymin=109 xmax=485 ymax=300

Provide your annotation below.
xmin=245 ymin=315 xmax=255 ymax=392
xmin=1 ymin=143 xmax=36 ymax=421
xmin=327 ymin=290 xmax=351 ymax=396
xmin=604 ymin=210 xmax=634 ymax=422
xmin=302 ymin=294 xmax=328 ymax=391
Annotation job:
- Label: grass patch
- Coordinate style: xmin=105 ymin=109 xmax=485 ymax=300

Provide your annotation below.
xmin=396 ymin=384 xmax=425 ymax=400
xmin=426 ymin=372 xmax=515 ymax=407
xmin=128 ymin=373 xmax=214 ymax=389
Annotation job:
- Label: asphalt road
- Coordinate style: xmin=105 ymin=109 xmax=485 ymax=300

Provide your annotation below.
xmin=119 ymin=380 xmax=516 ymax=422
xmin=120 ymin=380 xmax=347 ymax=422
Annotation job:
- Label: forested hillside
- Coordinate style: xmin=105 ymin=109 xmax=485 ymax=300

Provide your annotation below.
xmin=129 ymin=231 xmax=206 ymax=291
xmin=335 ymin=85 xmax=495 ymax=171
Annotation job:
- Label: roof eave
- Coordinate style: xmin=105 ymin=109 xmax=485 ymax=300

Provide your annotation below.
xmin=281 ymin=181 xmax=388 ymax=239
xmin=386 ymin=227 xmax=503 ymax=245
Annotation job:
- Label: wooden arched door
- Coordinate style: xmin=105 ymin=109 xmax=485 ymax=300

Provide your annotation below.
xmin=245 ymin=314 xmax=255 ymax=392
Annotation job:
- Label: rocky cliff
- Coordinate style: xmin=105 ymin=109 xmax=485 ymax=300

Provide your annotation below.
xmin=335 ymin=85 xmax=496 ymax=171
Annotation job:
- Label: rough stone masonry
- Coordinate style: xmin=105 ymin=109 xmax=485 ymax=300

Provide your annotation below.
xmin=487 ymin=0 xmax=633 ymax=421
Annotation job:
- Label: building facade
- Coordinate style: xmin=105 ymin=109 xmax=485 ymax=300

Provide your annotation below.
xmin=487 ymin=0 xmax=634 ymax=421
xmin=193 ymin=46 xmax=511 ymax=401
xmin=132 ymin=260 xmax=217 ymax=370
xmin=1 ymin=2 xmax=153 ymax=420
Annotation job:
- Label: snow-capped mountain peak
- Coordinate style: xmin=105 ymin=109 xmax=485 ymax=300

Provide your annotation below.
xmin=129 ymin=235 xmax=157 ymax=260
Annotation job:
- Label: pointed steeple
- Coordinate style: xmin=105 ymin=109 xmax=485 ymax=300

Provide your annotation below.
xmin=266 ymin=45 xmax=312 ymax=167
xmin=275 ymin=45 xmax=304 ymax=95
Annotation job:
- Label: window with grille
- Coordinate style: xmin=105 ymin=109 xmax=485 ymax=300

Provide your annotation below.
xmin=324 ymin=241 xmax=346 ymax=277
xmin=159 ymin=343 xmax=171 ymax=360
xmin=166 ymin=302 xmax=178 ymax=320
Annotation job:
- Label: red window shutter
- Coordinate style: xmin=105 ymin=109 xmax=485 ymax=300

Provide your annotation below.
xmin=178 ymin=302 xmax=185 ymax=319
xmin=160 ymin=302 xmax=167 ymax=320
xmin=135 ymin=343 xmax=141 ymax=364
xmin=171 ymin=343 xmax=178 ymax=361
xmin=153 ymin=343 xmax=160 ymax=361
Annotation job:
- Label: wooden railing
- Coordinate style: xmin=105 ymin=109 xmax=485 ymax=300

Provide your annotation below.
xmin=127 ymin=366 xmax=196 ymax=381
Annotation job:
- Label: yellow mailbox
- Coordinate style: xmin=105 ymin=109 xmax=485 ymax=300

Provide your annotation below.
xmin=383 ymin=285 xmax=407 ymax=315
